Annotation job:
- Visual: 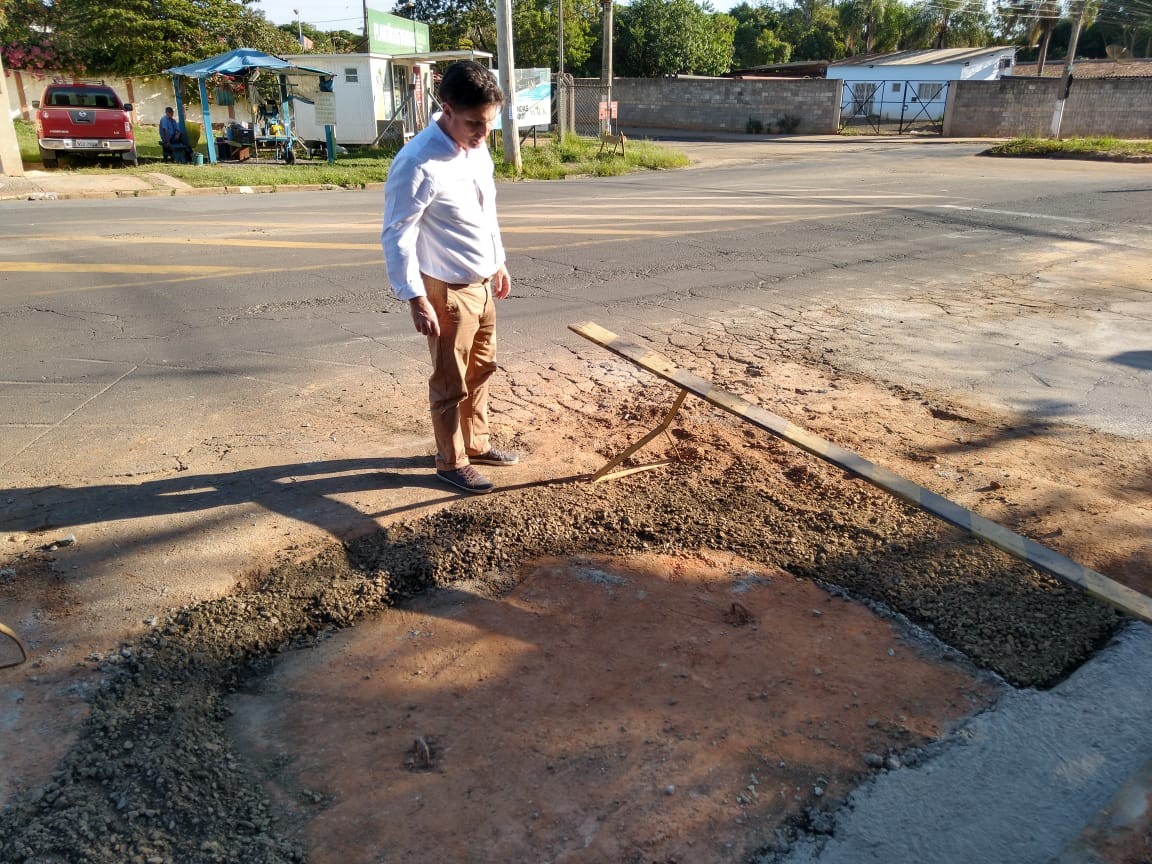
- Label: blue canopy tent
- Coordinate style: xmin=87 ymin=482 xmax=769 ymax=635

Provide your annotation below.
xmin=165 ymin=48 xmax=335 ymax=165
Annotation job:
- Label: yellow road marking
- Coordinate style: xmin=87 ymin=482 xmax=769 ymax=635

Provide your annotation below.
xmin=507 ymin=209 xmax=883 ymax=251
xmin=12 ymin=235 xmax=380 ymax=251
xmin=502 ymin=207 xmax=873 ymax=221
xmin=20 ymin=259 xmax=379 ymax=297
xmin=0 ymin=262 xmax=238 ymax=274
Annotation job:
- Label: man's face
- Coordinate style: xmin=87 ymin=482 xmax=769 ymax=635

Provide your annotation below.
xmin=439 ymin=101 xmax=499 ymax=150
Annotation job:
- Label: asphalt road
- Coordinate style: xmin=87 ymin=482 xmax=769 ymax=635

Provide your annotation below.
xmin=2 ymin=143 xmax=1149 ymax=501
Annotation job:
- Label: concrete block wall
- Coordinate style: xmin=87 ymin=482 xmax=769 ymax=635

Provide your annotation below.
xmin=944 ymin=77 xmax=1152 ymax=138
xmin=1062 ymin=78 xmax=1152 ymax=138
xmin=582 ymin=77 xmax=843 ymax=135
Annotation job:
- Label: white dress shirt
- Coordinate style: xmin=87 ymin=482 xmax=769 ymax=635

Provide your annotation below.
xmin=381 ymin=115 xmax=506 ymax=301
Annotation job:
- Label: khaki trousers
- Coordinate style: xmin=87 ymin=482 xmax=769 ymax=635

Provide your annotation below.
xmin=422 ymin=274 xmax=497 ymax=471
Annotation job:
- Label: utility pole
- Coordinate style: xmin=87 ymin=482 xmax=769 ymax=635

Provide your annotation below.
xmin=493 ymin=0 xmax=522 ymax=169
xmin=294 ymin=9 xmax=304 ymax=49
xmin=600 ymin=0 xmax=614 ymax=136
xmin=557 ymin=0 xmax=565 ymax=76
xmin=1050 ymin=0 xmax=1088 ymax=138
xmin=0 ymin=52 xmax=25 ymax=178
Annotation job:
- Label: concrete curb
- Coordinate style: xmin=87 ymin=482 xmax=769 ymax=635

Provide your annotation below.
xmin=3 ymin=181 xmax=387 ymax=202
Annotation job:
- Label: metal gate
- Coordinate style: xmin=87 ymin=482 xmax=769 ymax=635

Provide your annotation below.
xmin=553 ymin=75 xmax=613 ymax=138
xmin=838 ymin=79 xmax=949 ymax=135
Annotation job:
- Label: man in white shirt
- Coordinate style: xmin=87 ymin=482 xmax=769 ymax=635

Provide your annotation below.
xmin=382 ymin=61 xmax=519 ymax=494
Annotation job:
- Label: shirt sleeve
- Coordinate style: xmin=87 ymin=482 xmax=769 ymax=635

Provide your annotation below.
xmin=382 ymin=159 xmax=437 ymax=302
xmin=484 ymin=157 xmax=506 ymax=271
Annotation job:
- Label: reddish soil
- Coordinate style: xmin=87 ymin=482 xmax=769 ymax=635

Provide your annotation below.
xmin=230 ymin=551 xmax=994 ymax=864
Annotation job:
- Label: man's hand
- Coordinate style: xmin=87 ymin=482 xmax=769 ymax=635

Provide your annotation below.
xmin=409 ymin=296 xmax=440 ymax=337
xmin=491 ymin=264 xmax=512 ymax=300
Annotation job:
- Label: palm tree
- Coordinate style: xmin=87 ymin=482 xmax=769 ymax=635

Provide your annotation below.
xmin=999 ymin=0 xmax=1062 ymax=74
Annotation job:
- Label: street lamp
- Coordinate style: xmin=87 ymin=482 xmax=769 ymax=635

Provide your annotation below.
xmin=294 ymin=8 xmax=304 ymax=49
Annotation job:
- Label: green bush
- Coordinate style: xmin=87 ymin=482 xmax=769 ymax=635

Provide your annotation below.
xmin=776 ymin=114 xmax=801 ymax=134
xmin=988 ymin=136 xmax=1152 ymax=157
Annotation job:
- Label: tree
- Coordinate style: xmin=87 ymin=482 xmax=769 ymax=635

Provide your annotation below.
xmin=278 ymin=21 xmax=340 ymax=53
xmin=781 ymin=4 xmax=847 ymax=60
xmin=0 ymin=0 xmax=299 ymax=76
xmin=1082 ymin=0 xmax=1152 ymax=57
xmin=996 ymin=0 xmax=1061 ymax=72
xmin=327 ymin=30 xmax=366 ymax=53
xmin=839 ymin=0 xmax=906 ymax=54
xmin=903 ymin=0 xmax=993 ymax=49
xmin=0 ymin=0 xmax=73 ymax=72
xmin=394 ymin=0 xmax=497 ymax=57
xmin=396 ymin=0 xmax=597 ymax=70
xmin=729 ymin=3 xmax=792 ymax=68
xmin=518 ymin=0 xmax=599 ymax=71
xmin=615 ymin=0 xmax=736 ymax=76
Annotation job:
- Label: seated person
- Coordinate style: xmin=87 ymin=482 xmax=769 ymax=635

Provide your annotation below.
xmin=159 ymin=107 xmax=190 ymax=163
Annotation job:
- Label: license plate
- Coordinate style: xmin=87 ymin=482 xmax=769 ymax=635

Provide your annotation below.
xmin=73 ymin=140 xmax=104 ymax=148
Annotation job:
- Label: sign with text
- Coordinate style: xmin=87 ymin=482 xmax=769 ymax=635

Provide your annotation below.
xmin=491 ymin=68 xmax=551 ymax=130
xmin=598 ymin=101 xmax=618 ymax=120
xmin=313 ymin=92 xmax=336 ymax=126
xmin=365 ymin=7 xmax=430 ymax=56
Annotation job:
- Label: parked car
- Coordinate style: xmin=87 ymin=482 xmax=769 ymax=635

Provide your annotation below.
xmin=32 ymin=80 xmax=138 ymax=168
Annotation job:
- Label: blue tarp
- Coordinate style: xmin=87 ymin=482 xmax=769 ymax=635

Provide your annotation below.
xmin=165 ymin=47 xmax=330 ymax=80
xmin=163 ymin=48 xmax=334 ymax=165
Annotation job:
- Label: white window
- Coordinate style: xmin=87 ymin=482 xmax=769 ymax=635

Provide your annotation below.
xmin=345 ymin=68 xmax=359 ymax=84
xmin=917 ymin=82 xmax=944 ymax=101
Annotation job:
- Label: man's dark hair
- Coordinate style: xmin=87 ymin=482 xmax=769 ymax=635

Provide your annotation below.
xmin=438 ymin=60 xmax=503 ymax=110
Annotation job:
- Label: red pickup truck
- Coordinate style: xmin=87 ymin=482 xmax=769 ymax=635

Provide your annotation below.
xmin=33 ymin=80 xmax=138 ymax=168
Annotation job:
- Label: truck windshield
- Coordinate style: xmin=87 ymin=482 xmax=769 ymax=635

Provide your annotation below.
xmin=47 ymin=90 xmax=120 ymax=109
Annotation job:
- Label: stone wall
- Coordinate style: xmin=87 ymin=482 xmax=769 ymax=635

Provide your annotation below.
xmin=943 ymin=77 xmax=1152 ymax=138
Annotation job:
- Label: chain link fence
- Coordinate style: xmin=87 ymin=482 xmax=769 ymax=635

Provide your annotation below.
xmin=554 ymin=74 xmax=608 ymax=138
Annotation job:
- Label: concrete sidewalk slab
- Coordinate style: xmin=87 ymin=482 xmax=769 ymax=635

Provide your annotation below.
xmin=781 ymin=622 xmax=1152 ymax=864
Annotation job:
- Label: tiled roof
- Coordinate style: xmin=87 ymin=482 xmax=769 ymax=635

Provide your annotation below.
xmin=1009 ymin=58 xmax=1152 ymax=78
xmin=831 ymin=47 xmax=1016 ymax=67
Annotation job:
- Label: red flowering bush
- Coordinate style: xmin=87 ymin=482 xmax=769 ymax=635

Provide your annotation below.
xmin=1 ymin=39 xmax=62 ymax=73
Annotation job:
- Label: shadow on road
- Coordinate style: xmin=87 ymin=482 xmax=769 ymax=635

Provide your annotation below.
xmin=0 ymin=457 xmax=446 ymax=541
xmin=0 ymin=458 xmax=597 ymax=550
xmin=1111 ymin=350 xmax=1152 ymax=371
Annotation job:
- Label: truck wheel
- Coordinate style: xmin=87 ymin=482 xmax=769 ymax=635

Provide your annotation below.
xmin=39 ymin=148 xmax=59 ymax=169
xmin=122 ymin=150 xmax=139 ymax=168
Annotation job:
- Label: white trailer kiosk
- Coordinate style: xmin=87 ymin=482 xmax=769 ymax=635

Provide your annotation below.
xmin=285 ymin=6 xmax=491 ymax=148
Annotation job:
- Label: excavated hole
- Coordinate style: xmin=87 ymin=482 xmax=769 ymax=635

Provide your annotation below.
xmin=0 ymin=422 xmax=1123 ymax=863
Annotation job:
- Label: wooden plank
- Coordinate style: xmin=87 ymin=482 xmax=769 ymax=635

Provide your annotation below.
xmin=0 ymin=621 xmax=28 ymax=668
xmin=570 ymin=320 xmax=1152 ymax=624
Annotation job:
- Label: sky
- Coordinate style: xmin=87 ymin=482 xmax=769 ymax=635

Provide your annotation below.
xmin=254 ymin=0 xmax=745 ymax=30
xmin=253 ymin=0 xmax=368 ymax=30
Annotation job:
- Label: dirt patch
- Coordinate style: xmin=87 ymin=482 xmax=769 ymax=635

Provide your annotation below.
xmin=0 ymin=328 xmax=1147 ymax=862
xmin=229 ymin=552 xmax=993 ymax=864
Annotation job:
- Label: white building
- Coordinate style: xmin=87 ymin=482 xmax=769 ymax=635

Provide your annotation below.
xmin=828 ymin=47 xmax=1017 ymax=123
xmin=282 ymin=49 xmax=491 ymax=147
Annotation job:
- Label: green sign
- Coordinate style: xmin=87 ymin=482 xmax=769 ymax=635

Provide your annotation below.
xmin=367 ymin=9 xmax=430 ymax=55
